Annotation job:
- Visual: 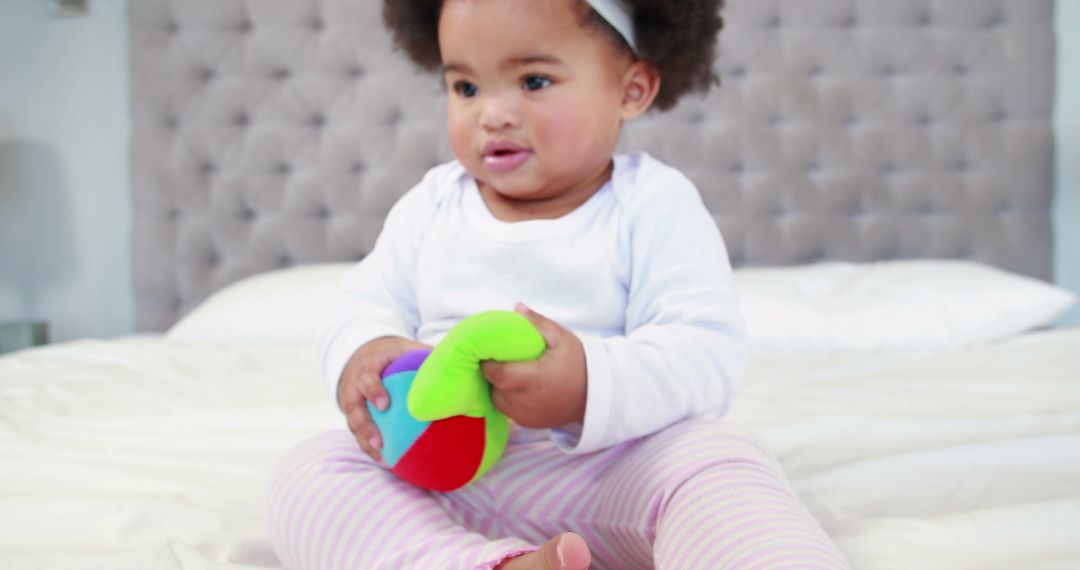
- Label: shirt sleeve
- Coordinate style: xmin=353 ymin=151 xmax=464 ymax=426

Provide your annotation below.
xmin=550 ymin=164 xmax=748 ymax=454
xmin=316 ymin=169 xmax=443 ymax=406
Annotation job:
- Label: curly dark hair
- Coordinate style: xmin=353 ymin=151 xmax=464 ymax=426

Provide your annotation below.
xmin=382 ymin=0 xmax=725 ymax=112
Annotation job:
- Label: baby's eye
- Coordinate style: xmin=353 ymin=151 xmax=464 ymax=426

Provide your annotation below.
xmin=453 ymin=81 xmax=479 ymax=98
xmin=522 ymin=75 xmax=552 ymax=91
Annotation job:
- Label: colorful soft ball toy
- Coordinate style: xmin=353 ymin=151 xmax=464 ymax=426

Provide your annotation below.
xmin=367 ymin=310 xmax=545 ymax=492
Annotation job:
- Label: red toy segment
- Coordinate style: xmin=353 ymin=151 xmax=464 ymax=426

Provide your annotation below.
xmin=392 ymin=415 xmax=487 ymax=492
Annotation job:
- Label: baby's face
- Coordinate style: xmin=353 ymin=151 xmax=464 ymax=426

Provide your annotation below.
xmin=439 ymin=0 xmax=635 ymax=218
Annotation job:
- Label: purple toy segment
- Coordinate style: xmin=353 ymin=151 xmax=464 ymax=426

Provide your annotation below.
xmin=381 ymin=349 xmax=432 ymax=379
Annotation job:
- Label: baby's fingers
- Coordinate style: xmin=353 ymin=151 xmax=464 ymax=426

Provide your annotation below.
xmin=344 ymin=404 xmax=386 ymax=465
xmin=481 ymin=360 xmax=539 ymax=392
xmin=358 ymin=370 xmax=391 ymax=412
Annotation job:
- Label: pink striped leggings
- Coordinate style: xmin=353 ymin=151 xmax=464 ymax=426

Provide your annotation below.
xmin=267 ymin=418 xmax=848 ymax=569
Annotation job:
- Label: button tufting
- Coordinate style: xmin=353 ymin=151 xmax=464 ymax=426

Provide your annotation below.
xmin=351 ymin=161 xmax=366 ymax=175
xmin=273 ymin=68 xmax=291 ymax=81
xmin=315 ymin=206 xmax=332 ymax=220
xmin=310 ymin=114 xmax=326 ymax=129
xmin=277 ymin=253 xmax=294 ymax=267
xmin=807 ymin=249 xmax=829 ymax=263
xmin=385 ymin=108 xmax=403 ymax=127
xmin=166 ymin=208 xmax=181 ymax=221
xmin=240 ymin=207 xmax=256 ymax=221
xmin=275 ymin=162 xmax=292 ymax=176
xmin=201 ymin=69 xmax=216 ymax=82
xmin=163 ymin=114 xmax=180 ymax=129
xmin=201 ymin=162 xmax=217 ymax=176
xmin=164 ymin=20 xmax=179 ymax=34
xmin=731 ymin=250 xmax=748 ymax=267
xmin=347 ymin=66 xmax=366 ymax=79
xmin=310 ymin=18 xmax=325 ymax=32
xmin=237 ymin=20 xmax=252 ymax=33
xmin=234 ymin=112 xmax=249 ymax=127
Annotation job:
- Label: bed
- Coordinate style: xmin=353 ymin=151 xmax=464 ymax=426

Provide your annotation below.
xmin=2 ymin=0 xmax=1077 ymax=568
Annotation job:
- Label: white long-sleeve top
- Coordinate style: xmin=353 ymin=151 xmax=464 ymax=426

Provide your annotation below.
xmin=319 ymin=152 xmax=747 ymax=454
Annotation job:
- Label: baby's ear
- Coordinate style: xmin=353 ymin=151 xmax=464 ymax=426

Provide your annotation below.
xmin=620 ymin=61 xmax=661 ymax=120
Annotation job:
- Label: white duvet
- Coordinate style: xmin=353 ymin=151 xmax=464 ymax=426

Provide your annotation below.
xmin=1 ymin=329 xmax=1078 ymax=569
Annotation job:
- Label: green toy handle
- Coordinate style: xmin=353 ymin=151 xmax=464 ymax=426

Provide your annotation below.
xmin=408 ymin=310 xmax=546 ymax=421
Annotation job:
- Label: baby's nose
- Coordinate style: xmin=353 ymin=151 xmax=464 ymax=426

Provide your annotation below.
xmin=480 ymin=95 xmax=520 ymax=130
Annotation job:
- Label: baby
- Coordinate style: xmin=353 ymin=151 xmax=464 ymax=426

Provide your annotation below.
xmin=267 ymin=1 xmax=849 ymax=568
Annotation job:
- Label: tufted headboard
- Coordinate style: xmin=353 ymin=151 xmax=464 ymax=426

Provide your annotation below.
xmin=130 ymin=0 xmax=1056 ymax=332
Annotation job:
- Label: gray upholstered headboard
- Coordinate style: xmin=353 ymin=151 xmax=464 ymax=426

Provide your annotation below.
xmin=130 ymin=0 xmax=1056 ymax=332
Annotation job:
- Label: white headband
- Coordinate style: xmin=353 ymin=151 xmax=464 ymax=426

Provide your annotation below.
xmin=585 ymin=0 xmax=637 ymax=52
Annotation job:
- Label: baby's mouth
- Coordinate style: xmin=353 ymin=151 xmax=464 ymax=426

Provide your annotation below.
xmin=482 ymin=141 xmax=532 ymax=173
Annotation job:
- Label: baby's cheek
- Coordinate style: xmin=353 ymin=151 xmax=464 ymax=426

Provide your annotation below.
xmin=447 ymin=122 xmax=470 ymax=159
xmin=446 ymin=109 xmax=478 ymax=166
xmin=536 ymin=111 xmax=587 ymax=155
xmin=539 ymin=109 xmax=612 ymax=168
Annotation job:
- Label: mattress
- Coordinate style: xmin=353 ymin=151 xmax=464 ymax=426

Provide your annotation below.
xmin=1 ymin=328 xmax=1078 ymax=569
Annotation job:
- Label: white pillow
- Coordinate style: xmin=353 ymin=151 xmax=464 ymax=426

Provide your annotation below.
xmin=734 ymin=260 xmax=1077 ymax=351
xmin=165 ymin=263 xmax=354 ymax=343
xmin=168 ymin=259 xmax=1076 ymax=350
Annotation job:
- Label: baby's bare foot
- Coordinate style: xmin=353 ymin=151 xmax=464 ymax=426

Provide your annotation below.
xmin=497 ymin=533 xmax=591 ymax=570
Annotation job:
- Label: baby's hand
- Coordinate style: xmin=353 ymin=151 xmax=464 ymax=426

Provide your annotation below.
xmin=481 ymin=304 xmax=587 ymax=429
xmin=339 ymin=336 xmax=432 ymax=464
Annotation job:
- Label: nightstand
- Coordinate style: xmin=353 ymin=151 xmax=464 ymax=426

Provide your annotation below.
xmin=0 ymin=321 xmax=49 ymax=355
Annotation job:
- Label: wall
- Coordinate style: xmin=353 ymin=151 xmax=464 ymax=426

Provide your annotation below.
xmin=1055 ymin=0 xmax=1080 ymax=326
xmin=0 ymin=0 xmax=132 ymax=341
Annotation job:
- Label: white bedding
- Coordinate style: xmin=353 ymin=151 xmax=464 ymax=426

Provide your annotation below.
xmin=1 ymin=329 xmax=1078 ymax=569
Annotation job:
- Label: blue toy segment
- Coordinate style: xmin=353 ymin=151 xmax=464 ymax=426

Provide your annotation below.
xmin=367 ymin=370 xmax=430 ymax=467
